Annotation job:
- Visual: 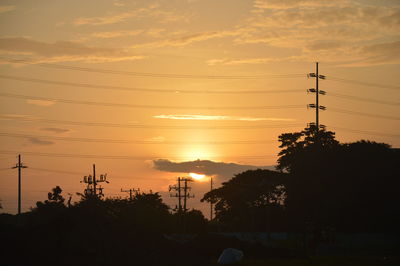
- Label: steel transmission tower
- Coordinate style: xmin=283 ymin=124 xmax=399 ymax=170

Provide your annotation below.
xmin=307 ymin=62 xmax=327 ymax=131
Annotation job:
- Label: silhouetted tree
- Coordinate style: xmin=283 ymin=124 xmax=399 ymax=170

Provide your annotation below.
xmin=35 ymin=186 xmax=66 ymax=211
xmin=277 ymin=126 xmax=400 ymax=232
xmin=202 ymin=169 xmax=287 ymax=231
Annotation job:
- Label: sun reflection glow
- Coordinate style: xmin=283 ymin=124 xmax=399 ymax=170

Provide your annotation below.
xmin=189 ymin=172 xmax=206 ymax=180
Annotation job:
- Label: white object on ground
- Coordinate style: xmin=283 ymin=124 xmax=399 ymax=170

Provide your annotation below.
xmin=217 ymin=248 xmax=244 ymax=264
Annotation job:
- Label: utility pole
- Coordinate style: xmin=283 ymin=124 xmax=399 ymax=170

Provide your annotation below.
xmin=182 ymin=177 xmax=194 ymax=212
xmin=81 ymin=164 xmax=109 ymax=198
xmin=169 ymin=177 xmax=183 ymax=212
xmin=121 ymin=188 xmax=140 ymax=200
xmin=169 ymin=177 xmax=194 ymax=212
xmin=12 ymin=154 xmax=27 ymax=215
xmin=210 ymin=176 xmax=213 ymax=220
xmin=307 ymin=62 xmax=326 ymax=132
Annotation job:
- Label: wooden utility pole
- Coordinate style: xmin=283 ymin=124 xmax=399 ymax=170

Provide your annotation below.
xmin=210 ymin=176 xmax=213 ymax=220
xmin=182 ymin=177 xmax=194 ymax=212
xmin=81 ymin=164 xmax=109 ymax=197
xmin=12 ymin=154 xmax=27 ymax=215
xmin=121 ymin=188 xmax=140 ymax=200
xmin=170 ymin=177 xmax=194 ymax=212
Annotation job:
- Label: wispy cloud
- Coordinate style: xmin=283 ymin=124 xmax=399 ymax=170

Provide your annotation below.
xmin=229 ymin=0 xmax=400 ymax=66
xmin=0 ymin=5 xmax=15 ymax=14
xmin=254 ymin=0 xmax=349 ymax=9
xmin=132 ymin=30 xmax=240 ymax=48
xmin=73 ymin=4 xmax=187 ymax=26
xmin=40 ymin=127 xmax=70 ymax=134
xmin=26 ymin=99 xmax=55 ymax=107
xmin=90 ymin=30 xmax=143 ymax=39
xmin=146 ymin=136 xmax=166 ymax=142
xmin=154 ymin=114 xmax=294 ymax=121
xmin=28 ymin=137 xmax=54 ymax=146
xmin=0 ymin=37 xmax=145 ymax=63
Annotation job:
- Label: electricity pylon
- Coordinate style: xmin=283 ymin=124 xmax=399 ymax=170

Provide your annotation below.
xmin=307 ymin=62 xmax=327 ymax=131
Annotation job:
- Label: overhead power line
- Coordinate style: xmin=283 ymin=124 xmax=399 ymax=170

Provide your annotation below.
xmin=0 ymin=92 xmax=304 ymax=110
xmin=330 ymin=126 xmax=400 ymax=138
xmin=328 ymin=76 xmax=400 ymax=91
xmin=28 ymin=167 xmax=168 ymax=181
xmin=2 ymin=58 xmax=304 ymax=79
xmin=29 ymin=167 xmax=85 ymax=176
xmin=0 ymin=115 xmax=303 ymax=130
xmin=329 ymin=107 xmax=400 ymax=121
xmin=0 ymin=150 xmax=277 ymax=160
xmin=0 ymin=74 xmax=302 ymax=95
xmin=0 ymin=131 xmax=279 ymax=145
xmin=328 ymin=92 xmax=400 ymax=106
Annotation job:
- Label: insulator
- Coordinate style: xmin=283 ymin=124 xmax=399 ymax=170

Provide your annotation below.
xmin=319 ymin=90 xmax=326 ymax=95
xmin=319 ymin=106 xmax=326 ymax=110
xmin=319 ymin=75 xmax=326 ymax=79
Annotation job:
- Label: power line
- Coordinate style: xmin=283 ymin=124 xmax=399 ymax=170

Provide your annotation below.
xmin=2 ymin=58 xmax=304 ymax=79
xmin=328 ymin=76 xmax=400 ymax=91
xmin=329 ymin=107 xmax=400 ymax=121
xmin=0 ymin=74 xmax=302 ymax=95
xmin=328 ymin=92 xmax=400 ymax=106
xmin=330 ymin=126 xmax=400 ymax=138
xmin=0 ymin=131 xmax=278 ymax=145
xmin=28 ymin=167 xmax=168 ymax=181
xmin=0 ymin=115 xmax=304 ymax=130
xmin=0 ymin=150 xmax=277 ymax=160
xmin=0 ymin=92 xmax=304 ymax=110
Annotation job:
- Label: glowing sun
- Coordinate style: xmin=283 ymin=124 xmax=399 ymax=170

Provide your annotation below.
xmin=189 ymin=172 xmax=206 ymax=180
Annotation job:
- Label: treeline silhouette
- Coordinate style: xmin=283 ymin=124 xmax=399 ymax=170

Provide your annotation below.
xmin=1 ymin=126 xmax=399 ymax=265
xmin=202 ymin=126 xmax=400 ymax=234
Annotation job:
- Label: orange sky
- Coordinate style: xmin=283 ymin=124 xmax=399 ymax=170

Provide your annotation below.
xmin=0 ymin=0 xmax=399 ymax=216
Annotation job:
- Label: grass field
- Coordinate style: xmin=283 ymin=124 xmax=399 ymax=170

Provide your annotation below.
xmin=209 ymin=256 xmax=399 ymax=266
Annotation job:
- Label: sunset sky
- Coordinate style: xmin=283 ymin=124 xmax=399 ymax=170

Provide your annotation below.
xmin=0 ymin=0 xmax=399 ymax=216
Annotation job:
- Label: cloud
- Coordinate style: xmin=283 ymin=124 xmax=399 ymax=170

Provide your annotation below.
xmin=90 ymin=30 xmax=143 ymax=39
xmin=233 ymin=1 xmax=400 ymax=66
xmin=254 ymin=0 xmax=349 ymax=9
xmin=153 ymin=114 xmax=294 ymax=121
xmin=0 ymin=37 xmax=145 ymax=63
xmin=40 ymin=127 xmax=70 ymax=134
xmin=146 ymin=136 xmax=165 ymax=142
xmin=0 ymin=113 xmax=39 ymax=120
xmin=153 ymin=159 xmax=275 ymax=179
xmin=132 ymin=31 xmax=239 ymax=48
xmin=113 ymin=1 xmax=125 ymax=7
xmin=28 ymin=137 xmax=54 ymax=146
xmin=73 ymin=5 xmax=187 ymax=26
xmin=26 ymin=99 xmax=55 ymax=106
xmin=0 ymin=5 xmax=15 ymax=13
xmin=206 ymin=55 xmax=308 ymax=66
xmin=346 ymin=40 xmax=400 ymax=66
